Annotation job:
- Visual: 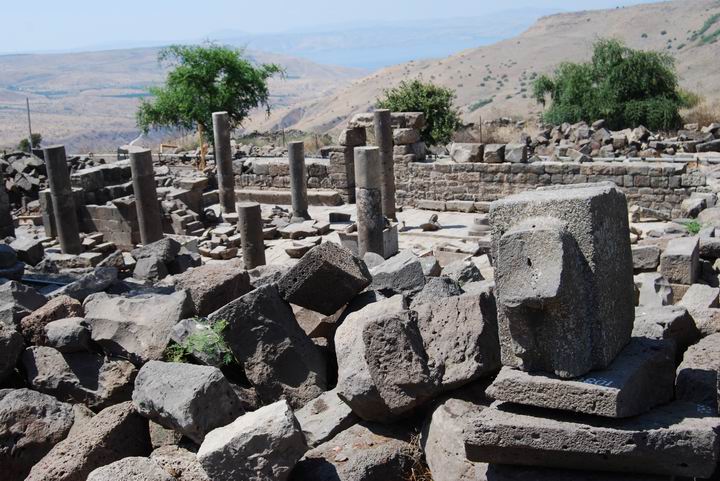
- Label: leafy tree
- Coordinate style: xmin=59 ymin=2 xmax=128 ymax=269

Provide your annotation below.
xmin=532 ymin=39 xmax=692 ymax=130
xmin=376 ymin=80 xmax=462 ymax=146
xmin=18 ymin=133 xmax=42 ymax=152
xmin=136 ymin=43 xmax=282 ymax=166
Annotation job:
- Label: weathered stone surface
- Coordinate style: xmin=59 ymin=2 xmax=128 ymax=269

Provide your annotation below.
xmin=421 ymin=397 xmax=487 ymax=481
xmin=0 ymin=388 xmax=75 ymax=480
xmin=151 ymin=445 xmax=210 ymax=481
xmin=414 ymin=293 xmax=500 ymax=390
xmin=484 ymin=465 xmax=671 ymax=480
xmin=660 ymin=236 xmax=700 ymax=285
xmin=0 ymin=280 xmax=47 ymax=328
xmin=277 ymin=242 xmax=372 ymax=315
xmin=133 ymin=255 xmax=169 ymax=282
xmin=173 ymin=261 xmax=252 ymax=316
xmin=489 ymin=183 xmax=634 ymax=378
xmin=0 ymin=323 xmax=23 ymax=382
xmin=632 ymin=245 xmax=661 ymax=271
xmin=505 ymin=143 xmax=528 ymax=163
xmin=487 ymin=337 xmax=675 ymax=417
xmin=450 ymin=143 xmax=484 ymax=163
xmin=465 ymin=401 xmax=720 ymax=478
xmin=633 ymin=305 xmax=700 ymax=354
xmin=197 ymin=400 xmax=307 ymax=481
xmin=442 ymin=259 xmax=484 ymax=284
xmin=635 ymin=272 xmax=673 ymax=307
xmin=676 ymin=333 xmax=720 ymax=411
xmin=679 ymin=283 xmax=720 ymax=335
xmin=10 ymin=237 xmax=45 ymax=265
xmin=295 ymin=389 xmax=357 ymax=448
xmin=87 ymin=456 xmax=174 ymax=481
xmin=393 ymin=128 xmax=420 ymax=145
xmin=133 ymin=360 xmax=244 ymax=444
xmin=290 ymin=422 xmax=415 ymax=481
xmin=0 ymin=244 xmax=17 ymax=268
xmin=26 ymin=401 xmax=151 ymax=481
xmin=55 ymin=267 xmax=117 ymax=301
xmin=19 ymin=295 xmax=83 ymax=344
xmin=22 ymin=346 xmax=137 ymax=410
xmin=132 ymin=237 xmax=181 ymax=264
xmin=409 ymin=276 xmax=463 ymax=308
xmin=369 ymin=250 xmax=426 ymax=294
xmin=45 ymin=317 xmax=92 ymax=352
xmin=419 ymin=255 xmax=441 ymax=276
xmin=209 ymin=284 xmax=326 ymax=408
xmin=84 ymin=290 xmax=192 ymax=364
xmin=484 ymin=144 xmax=506 ymax=163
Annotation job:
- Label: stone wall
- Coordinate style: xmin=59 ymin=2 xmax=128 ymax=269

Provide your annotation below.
xmin=395 ymin=160 xmax=708 ymax=216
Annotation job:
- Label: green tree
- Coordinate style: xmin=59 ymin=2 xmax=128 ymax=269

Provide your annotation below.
xmin=532 ymin=39 xmax=691 ymax=130
xmin=136 ymin=43 xmax=282 ymax=166
xmin=18 ymin=133 xmax=42 ymax=152
xmin=376 ymin=80 xmax=462 ymax=146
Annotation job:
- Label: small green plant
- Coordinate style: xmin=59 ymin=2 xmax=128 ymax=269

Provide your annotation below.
xmin=164 ymin=318 xmax=235 ymax=366
xmin=683 ymin=220 xmax=702 ymax=235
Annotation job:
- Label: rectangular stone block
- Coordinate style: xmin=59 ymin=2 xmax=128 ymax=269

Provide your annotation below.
xmin=632 ymin=245 xmax=660 ymax=271
xmin=465 ymin=401 xmax=720 ymax=478
xmin=486 ymin=337 xmax=675 ymax=418
xmin=633 ymin=305 xmax=700 ymax=355
xmin=676 ymin=333 xmax=720 ymax=412
xmin=660 ymin=237 xmax=699 ymax=285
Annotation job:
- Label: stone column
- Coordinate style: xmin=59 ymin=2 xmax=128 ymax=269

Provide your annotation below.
xmin=288 ymin=141 xmax=310 ymax=222
xmin=0 ymin=178 xmax=14 ymax=238
xmin=212 ymin=111 xmax=236 ymax=214
xmin=43 ymin=145 xmax=81 ymax=254
xmin=355 ymin=147 xmax=384 ymax=257
xmin=374 ymin=109 xmax=396 ymax=220
xmin=237 ymin=202 xmax=266 ymax=269
xmin=128 ymin=146 xmax=163 ymax=245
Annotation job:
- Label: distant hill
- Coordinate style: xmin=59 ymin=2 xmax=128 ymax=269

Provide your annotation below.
xmin=247 ymin=0 xmax=720 ymax=135
xmin=0 ymin=48 xmax=364 ymax=152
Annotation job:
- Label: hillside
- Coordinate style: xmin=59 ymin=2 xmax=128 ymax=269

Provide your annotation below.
xmin=246 ymin=0 xmax=720 ymax=134
xmin=0 ymin=48 xmax=364 ymax=152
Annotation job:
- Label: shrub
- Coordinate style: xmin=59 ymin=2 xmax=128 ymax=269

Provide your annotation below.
xmin=376 ymin=80 xmax=462 ymax=146
xmin=532 ymin=38 xmax=691 ymax=130
xmin=164 ymin=318 xmax=235 ymax=366
xmin=18 ymin=133 xmax=42 ymax=152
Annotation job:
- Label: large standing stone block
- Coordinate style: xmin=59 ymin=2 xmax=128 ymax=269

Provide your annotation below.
xmin=26 ymin=401 xmax=151 ymax=481
xmin=486 ymin=337 xmax=675 ymax=418
xmin=277 ymin=242 xmax=371 ymax=316
xmin=465 ymin=401 xmax=720 ymax=478
xmin=132 ymin=360 xmax=244 ymax=444
xmin=660 ymin=236 xmax=700 ymax=285
xmin=197 ymin=400 xmax=307 ymax=481
xmin=44 ymin=145 xmax=82 ymax=254
xmin=212 ymin=111 xmax=236 ymax=214
xmin=209 ymin=284 xmax=326 ymax=408
xmin=676 ymin=332 xmax=720 ymax=411
xmin=128 ymin=146 xmax=164 ymax=245
xmin=489 ymin=183 xmax=634 ymax=378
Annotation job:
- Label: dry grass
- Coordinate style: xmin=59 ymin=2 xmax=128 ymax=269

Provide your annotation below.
xmin=682 ymin=100 xmax=720 ymax=128
xmin=404 ymin=432 xmax=434 ymax=481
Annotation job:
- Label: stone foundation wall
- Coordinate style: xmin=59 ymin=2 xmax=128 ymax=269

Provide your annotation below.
xmin=395 ymin=160 xmax=707 ymax=216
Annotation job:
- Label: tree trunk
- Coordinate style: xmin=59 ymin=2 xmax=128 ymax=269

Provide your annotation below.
xmin=198 ymin=124 xmax=207 ymax=171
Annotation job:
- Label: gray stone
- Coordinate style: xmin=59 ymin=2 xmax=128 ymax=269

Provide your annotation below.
xmin=173 ymin=261 xmax=252 ymax=316
xmin=442 ymin=259 xmax=484 ymax=284
xmin=26 ymin=401 xmax=151 ymax=481
xmin=0 ymin=244 xmax=17 ymax=268
xmin=660 ymin=236 xmax=699 ymax=285
xmin=370 ymin=250 xmax=426 ymax=294
xmin=20 ymin=295 xmax=83 ymax=345
xmin=132 ymin=360 xmax=244 ymax=444
xmin=676 ymin=333 xmax=720 ymax=412
xmin=84 ymin=290 xmax=192 ymax=365
xmin=55 ymin=267 xmax=118 ymax=302
xmin=22 ymin=346 xmax=137 ymax=411
xmin=290 ymin=422 xmax=415 ymax=481
xmin=682 ymin=196 xmax=707 ymax=218
xmin=489 ymin=183 xmax=634 ymax=378
xmin=505 ymin=143 xmax=528 ymax=163
xmin=0 ymin=323 xmax=23 ymax=382
xmin=635 ymin=272 xmax=673 ymax=307
xmin=487 ymin=337 xmax=675 ymax=417
xmin=450 ymin=143 xmax=484 ymax=163
xmin=419 ymin=256 xmax=441 ymax=276
xmin=0 ymin=260 xmax=24 ymax=281
xmin=632 ymin=245 xmax=661 ymax=271
xmin=209 ymin=284 xmax=326 ymax=408
xmin=633 ymin=305 xmax=700 ymax=355
xmin=338 ymin=127 xmax=366 ymax=147
xmin=87 ymin=457 xmax=174 ymax=481
xmin=277 ymin=242 xmax=372 ymax=316
xmin=295 ymin=389 xmax=357 ymax=448
xmin=414 ymin=293 xmax=500 ymax=390
xmin=10 ymin=237 xmax=44 ymax=265
xmin=465 ymin=401 xmax=720 ymax=478
xmin=393 ymin=128 xmax=420 ymax=145
xmin=484 ymin=465 xmax=672 ymax=480
xmin=484 ymin=144 xmax=506 ymax=163
xmin=409 ymin=276 xmax=463 ymax=308
xmin=132 ymin=236 xmax=180 ymax=265
xmin=362 ymin=251 xmax=385 ymax=269
xmin=0 ymin=388 xmax=75 ymax=480
xmin=150 ymin=445 xmax=210 ymax=481
xmin=0 ymin=280 xmax=47 ymax=328
xmin=679 ymin=283 xmax=720 ymax=336
xmin=45 ymin=317 xmax=92 ymax=352
xmin=133 ymin=255 xmax=168 ymax=282
xmin=421 ymin=397 xmax=487 ymax=481
xmin=197 ymin=400 xmax=307 ymax=481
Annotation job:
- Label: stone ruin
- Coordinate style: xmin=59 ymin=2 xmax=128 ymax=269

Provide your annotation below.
xmin=0 ymin=107 xmax=720 ymax=481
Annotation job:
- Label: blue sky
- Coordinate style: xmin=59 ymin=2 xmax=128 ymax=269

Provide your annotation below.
xmin=1 ymin=0 xmax=663 ymax=54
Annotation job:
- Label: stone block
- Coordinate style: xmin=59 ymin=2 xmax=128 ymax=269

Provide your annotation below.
xmin=484 ymin=144 xmax=506 ymax=163
xmin=660 ymin=236 xmax=699 ymax=285
xmin=45 ymin=317 xmax=92 ymax=353
xmin=465 ymin=401 xmax=720 ymax=478
xmin=10 ymin=237 xmax=44 ymax=265
xmin=172 ymin=261 xmax=252 ymax=316
xmin=393 ymin=128 xmax=420 ymax=145
xmin=489 ymin=183 xmax=634 ymax=378
xmin=86 ymin=457 xmax=174 ymax=481
xmin=632 ymin=244 xmax=660 ymax=271
xmin=294 ymin=389 xmax=357 ymax=448
xmin=676 ymin=333 xmax=720 ymax=412
xmin=505 ymin=143 xmax=528 ymax=163
xmin=338 ymin=127 xmax=367 ymax=147
xmin=0 ymin=323 xmax=23 ymax=382
xmin=450 ymin=143 xmax=484 ymax=163
xmin=487 ymin=337 xmax=675 ymax=417
xmin=369 ymin=250 xmax=426 ymax=294
xmin=277 ymin=242 xmax=371 ymax=315
xmin=679 ymin=283 xmax=720 ymax=336
xmin=633 ymin=305 xmax=700 ymax=355
xmin=635 ymin=272 xmax=673 ymax=307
